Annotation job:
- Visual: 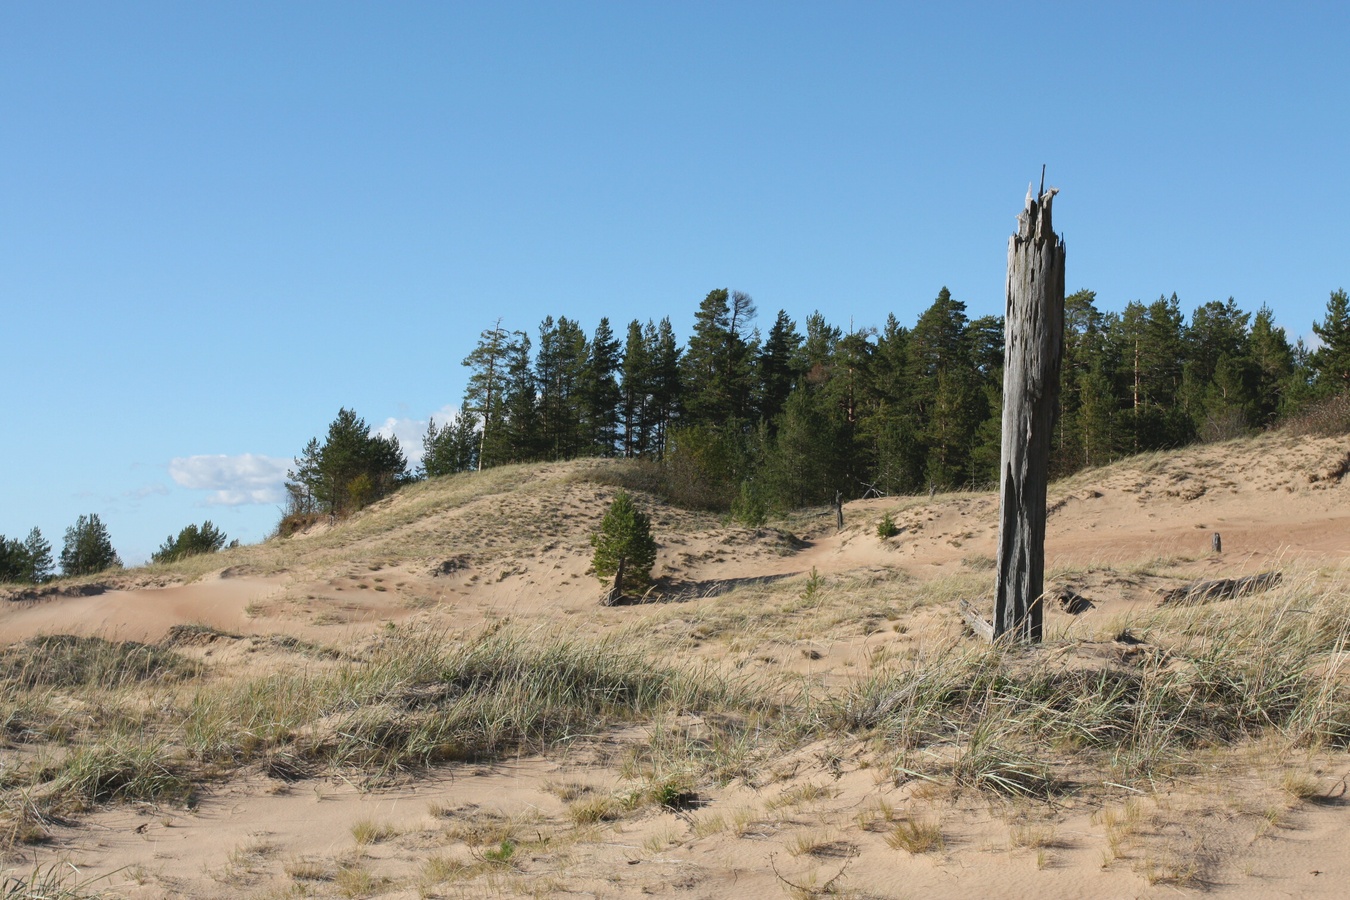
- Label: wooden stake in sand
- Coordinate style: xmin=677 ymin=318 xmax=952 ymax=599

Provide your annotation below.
xmin=992 ymin=175 xmax=1066 ymax=642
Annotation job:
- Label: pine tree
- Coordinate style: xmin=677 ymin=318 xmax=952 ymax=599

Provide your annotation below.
xmin=536 ymin=316 xmax=588 ymax=460
xmin=648 ymin=318 xmax=682 ymax=458
xmin=757 ymin=310 xmax=802 ymax=425
xmin=421 ymin=407 xmax=480 ymax=477
xmin=1247 ymin=306 xmax=1297 ymax=424
xmin=1115 ymin=295 xmax=1191 ymax=450
xmin=153 ymin=521 xmax=228 ymax=564
xmin=909 ymin=288 xmax=980 ymax=487
xmin=619 ymin=319 xmax=652 ymax=458
xmin=1054 ymin=290 xmax=1107 ymax=474
xmin=583 ymin=317 xmax=622 ymax=455
xmin=285 ymin=409 xmax=410 ymax=516
xmin=924 ymin=367 xmax=981 ymax=487
xmin=0 ymin=528 xmax=53 ymax=584
xmin=858 ymin=315 xmax=922 ymax=493
xmin=497 ymin=334 xmax=540 ymax=463
xmin=462 ymin=321 xmax=522 ymax=470
xmin=1077 ymin=362 xmax=1120 ymax=468
xmin=23 ymin=528 xmax=53 ymax=583
xmin=0 ymin=536 xmax=26 ymax=583
xmin=1312 ymin=288 xmax=1350 ymax=395
xmin=801 ymin=311 xmax=841 ymax=380
xmin=1181 ymin=297 xmax=1254 ymax=439
xmin=682 ymin=289 xmax=756 ymax=427
xmin=591 ymin=491 xmax=657 ymax=602
xmin=909 ymin=288 xmax=969 ymax=398
xmin=60 ymin=514 xmax=121 ymax=577
xmin=762 ymin=385 xmax=846 ymax=508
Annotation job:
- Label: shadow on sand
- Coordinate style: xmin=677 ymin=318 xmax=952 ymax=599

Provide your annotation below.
xmin=603 ymin=572 xmax=801 ymax=606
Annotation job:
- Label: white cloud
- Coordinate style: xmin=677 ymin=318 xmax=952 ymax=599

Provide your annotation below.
xmin=375 ymin=405 xmax=461 ymax=466
xmin=169 ymin=454 xmax=290 ymax=506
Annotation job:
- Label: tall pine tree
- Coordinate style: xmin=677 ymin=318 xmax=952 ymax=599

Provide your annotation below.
xmin=583 ymin=317 xmax=622 ymax=455
xmin=1312 ymin=288 xmax=1350 ymax=396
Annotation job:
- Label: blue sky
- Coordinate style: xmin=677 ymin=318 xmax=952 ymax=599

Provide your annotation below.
xmin=2 ymin=2 xmax=1346 ymax=565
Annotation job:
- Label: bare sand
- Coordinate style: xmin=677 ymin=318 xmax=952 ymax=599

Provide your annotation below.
xmin=2 ymin=432 xmax=1348 ymax=898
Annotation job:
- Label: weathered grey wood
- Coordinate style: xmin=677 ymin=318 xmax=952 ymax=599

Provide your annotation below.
xmin=959 ymin=599 xmax=995 ymax=641
xmin=834 ymin=491 xmax=844 ymax=531
xmin=1211 ymin=532 xmax=1222 ymax=553
xmin=993 ymin=182 xmax=1066 ymax=643
xmin=1159 ymin=571 xmax=1281 ymax=606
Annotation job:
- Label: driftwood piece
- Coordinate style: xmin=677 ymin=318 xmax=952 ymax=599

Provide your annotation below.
xmin=992 ymin=179 xmax=1066 ymax=642
xmin=959 ymin=600 xmax=995 ymax=641
xmin=1159 ymin=571 xmax=1282 ymax=606
xmin=1211 ymin=532 xmax=1222 ymax=553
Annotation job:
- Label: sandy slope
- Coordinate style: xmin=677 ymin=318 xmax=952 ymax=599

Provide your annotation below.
xmin=2 ymin=431 xmax=1348 ymax=898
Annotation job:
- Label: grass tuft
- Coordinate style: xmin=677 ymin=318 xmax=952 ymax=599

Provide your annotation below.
xmin=885 ymin=818 xmax=944 ymax=853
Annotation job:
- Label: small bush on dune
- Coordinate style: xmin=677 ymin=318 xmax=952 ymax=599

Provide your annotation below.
xmin=877 ymin=512 xmax=899 ymax=539
xmin=1283 ymin=389 xmax=1350 ymax=437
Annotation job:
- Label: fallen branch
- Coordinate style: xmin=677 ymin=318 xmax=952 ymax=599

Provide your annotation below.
xmin=1159 ymin=571 xmax=1282 ymax=606
xmin=769 ymin=848 xmax=855 ymax=897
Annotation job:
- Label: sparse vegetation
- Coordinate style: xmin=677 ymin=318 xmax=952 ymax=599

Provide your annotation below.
xmin=1283 ymin=388 xmax=1350 ymax=437
xmin=3 ymin=436 xmax=1350 ymax=894
xmin=886 ymin=818 xmax=944 ymax=853
xmin=877 ymin=512 xmax=898 ymax=539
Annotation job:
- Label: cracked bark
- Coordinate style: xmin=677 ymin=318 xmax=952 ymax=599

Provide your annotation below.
xmin=992 ymin=184 xmax=1066 ymax=642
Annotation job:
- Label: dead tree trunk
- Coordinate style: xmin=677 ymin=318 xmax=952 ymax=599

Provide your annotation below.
xmin=993 ymin=181 xmax=1065 ymax=642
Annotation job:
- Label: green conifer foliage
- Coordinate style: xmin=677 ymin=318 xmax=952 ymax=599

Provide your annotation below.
xmin=1312 ymin=288 xmax=1350 ymax=395
xmin=60 ymin=514 xmax=121 ymax=577
xmin=591 ymin=491 xmax=657 ymax=601
xmin=285 ymin=408 xmax=410 ymax=517
xmin=421 ymin=407 xmax=479 ymax=477
xmin=0 ymin=528 xmax=53 ymax=584
xmin=23 ymin=528 xmax=54 ymax=583
xmin=152 ymin=521 xmax=228 ymax=564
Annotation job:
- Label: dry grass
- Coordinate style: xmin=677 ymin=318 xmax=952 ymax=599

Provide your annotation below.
xmin=885 ymin=818 xmax=944 ymax=853
xmin=0 ymin=619 xmax=775 ymax=849
xmin=3 ymin=445 xmax=1350 ymax=892
xmin=1283 ymin=389 xmax=1350 ymax=437
xmin=350 ymin=818 xmax=398 ymax=845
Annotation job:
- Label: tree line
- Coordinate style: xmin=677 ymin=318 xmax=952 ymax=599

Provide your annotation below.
xmin=283 ymin=285 xmax=1349 ymax=528
xmin=16 ymin=285 xmax=1337 ymax=583
xmin=0 ymin=515 xmax=233 ymax=586
xmin=0 ymin=514 xmax=120 ymax=584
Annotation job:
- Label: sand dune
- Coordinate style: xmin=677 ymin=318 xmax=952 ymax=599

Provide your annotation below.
xmin=2 ymin=431 xmax=1348 ymax=897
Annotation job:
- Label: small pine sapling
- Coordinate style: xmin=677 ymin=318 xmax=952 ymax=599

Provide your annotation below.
xmin=877 ymin=512 xmax=899 ymax=539
xmin=592 ymin=491 xmax=657 ymax=604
